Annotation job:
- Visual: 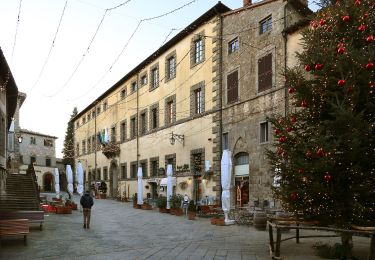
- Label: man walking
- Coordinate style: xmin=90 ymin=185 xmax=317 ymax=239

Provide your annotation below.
xmin=80 ymin=190 xmax=94 ymax=229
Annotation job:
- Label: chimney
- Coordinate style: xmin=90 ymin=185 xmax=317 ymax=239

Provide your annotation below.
xmin=243 ymin=0 xmax=252 ymax=6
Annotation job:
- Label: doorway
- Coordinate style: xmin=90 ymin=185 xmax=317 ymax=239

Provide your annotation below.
xmin=109 ymin=161 xmax=118 ymax=198
xmin=43 ymin=173 xmax=53 ymax=192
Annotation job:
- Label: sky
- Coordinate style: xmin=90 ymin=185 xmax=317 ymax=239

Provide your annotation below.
xmin=0 ymin=0 xmax=318 ymax=158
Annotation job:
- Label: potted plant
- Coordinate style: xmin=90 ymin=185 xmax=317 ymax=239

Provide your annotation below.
xmin=65 ymin=199 xmax=77 ymax=210
xmin=141 ymin=200 xmax=152 ymax=210
xmin=170 ymin=194 xmax=183 ymax=216
xmin=132 ymin=193 xmax=138 ymax=208
xmin=98 ymin=181 xmax=107 ymax=199
xmin=187 ymin=200 xmax=196 ymax=220
xmin=156 ymin=195 xmax=168 ymax=213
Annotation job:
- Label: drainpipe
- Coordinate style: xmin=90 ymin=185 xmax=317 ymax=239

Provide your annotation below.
xmin=283 ymin=2 xmax=289 ymax=117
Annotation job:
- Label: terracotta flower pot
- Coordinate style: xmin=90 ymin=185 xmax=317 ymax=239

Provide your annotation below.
xmin=174 ymin=208 xmax=183 ymax=216
xmin=211 ymin=218 xmax=217 ymax=225
xmin=188 ymin=212 xmax=196 ymax=220
xmin=216 ymin=218 xmax=225 ymax=226
xmin=56 ymin=206 xmax=72 ymax=214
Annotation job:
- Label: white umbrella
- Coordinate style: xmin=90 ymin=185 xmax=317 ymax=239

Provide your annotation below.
xmin=166 ymin=164 xmax=173 ymax=210
xmin=77 ymin=162 xmax=84 ymax=196
xmin=66 ymin=164 xmax=74 ymax=197
xmin=221 ymin=150 xmax=235 ymax=225
xmin=137 ymin=167 xmax=143 ymax=205
xmin=54 ymin=168 xmax=60 ymax=198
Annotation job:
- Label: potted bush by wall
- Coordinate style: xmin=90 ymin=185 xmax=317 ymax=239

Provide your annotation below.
xmin=170 ymin=194 xmax=183 ymax=216
xmin=65 ymin=199 xmax=77 ymax=210
xmin=156 ymin=195 xmax=168 ymax=213
xmin=187 ymin=200 xmax=196 ymax=220
xmin=141 ymin=201 xmax=152 ymax=210
xmin=99 ymin=181 xmax=107 ymax=199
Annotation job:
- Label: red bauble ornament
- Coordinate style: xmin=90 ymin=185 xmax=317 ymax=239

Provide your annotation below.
xmin=324 ymin=172 xmax=332 ymax=182
xmin=319 ymin=19 xmax=326 ymax=26
xmin=338 ymin=79 xmax=346 ymax=86
xmin=304 ymin=64 xmax=311 ymax=71
xmin=290 ymin=192 xmax=297 ymax=201
xmin=342 ymin=15 xmax=350 ymax=22
xmin=298 ymin=168 xmax=304 ymax=174
xmin=274 ymin=129 xmax=281 ymax=135
xmin=358 ymin=24 xmax=366 ymax=31
xmin=367 ymin=35 xmax=374 ymax=43
xmin=279 ymin=136 xmax=286 ymax=143
xmin=316 ymin=148 xmax=324 ymax=157
xmin=355 ymin=0 xmax=360 ymax=6
xmin=290 ymin=116 xmax=297 ymax=123
xmin=305 ymin=150 xmax=312 ymax=158
xmin=366 ymin=62 xmax=374 ymax=70
xmin=286 ymin=127 xmax=292 ymax=132
xmin=301 ymin=100 xmax=308 ymax=108
xmin=288 ymin=87 xmax=296 ymax=94
xmin=337 ymin=46 xmax=345 ymax=54
xmin=315 ymin=63 xmax=323 ymax=70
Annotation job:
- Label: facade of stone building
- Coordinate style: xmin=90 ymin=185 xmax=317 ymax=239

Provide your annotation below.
xmin=18 ymin=129 xmax=58 ymax=192
xmin=215 ymin=0 xmax=311 ymax=208
xmin=73 ymin=3 xmax=231 ymax=203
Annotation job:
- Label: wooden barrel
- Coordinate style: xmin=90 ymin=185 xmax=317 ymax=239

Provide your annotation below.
xmin=253 ymin=211 xmax=267 ymax=230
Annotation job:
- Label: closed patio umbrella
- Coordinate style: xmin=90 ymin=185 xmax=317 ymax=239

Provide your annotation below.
xmin=54 ymin=168 xmax=60 ymax=198
xmin=221 ymin=150 xmax=235 ymax=225
xmin=66 ymin=165 xmax=74 ymax=198
xmin=166 ymin=164 xmax=173 ymax=210
xmin=77 ymin=162 xmax=84 ymax=196
xmin=137 ymin=167 xmax=143 ymax=205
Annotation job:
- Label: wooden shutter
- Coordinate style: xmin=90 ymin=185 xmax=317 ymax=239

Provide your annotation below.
xmin=258 ymin=53 xmax=272 ymax=92
xmin=227 ymin=70 xmax=238 ymax=103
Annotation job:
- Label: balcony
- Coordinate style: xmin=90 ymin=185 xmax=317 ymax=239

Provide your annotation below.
xmin=101 ymin=142 xmax=120 ymax=159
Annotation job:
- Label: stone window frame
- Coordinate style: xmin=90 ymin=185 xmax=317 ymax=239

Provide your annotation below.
xmin=120 ymin=162 xmax=127 ymax=180
xmin=140 ymin=71 xmax=148 ymax=87
xmin=149 ymin=156 xmax=159 ymax=177
xmin=190 ymin=148 xmax=205 ymax=175
xmin=190 ymin=31 xmax=205 ymax=68
xmin=165 ymin=50 xmax=177 ymax=82
xmin=139 ymin=108 xmax=148 ymax=136
xmin=130 ymin=161 xmax=138 ymax=179
xmin=130 ymin=114 xmax=137 ymax=139
xmin=190 ymin=81 xmax=205 ymax=116
xmin=164 ymin=94 xmax=176 ymax=126
xmin=120 ymin=119 xmax=127 ymax=143
xmin=256 ymin=45 xmax=276 ymax=94
xmin=228 ymin=37 xmax=239 ymax=54
xmin=149 ymin=62 xmax=160 ymax=91
xmin=103 ymin=166 xmax=108 ymax=181
xmin=165 ymin=153 xmax=176 ymax=174
xmin=120 ymin=87 xmax=127 ymax=99
xmin=259 ymin=120 xmax=269 ymax=144
xmin=259 ymin=15 xmax=272 ymax=35
xmin=149 ymin=102 xmax=159 ymax=131
xmin=110 ymin=124 xmax=117 ymax=142
xmin=140 ymin=159 xmax=148 ymax=178
xmin=131 ymin=79 xmax=138 ymax=93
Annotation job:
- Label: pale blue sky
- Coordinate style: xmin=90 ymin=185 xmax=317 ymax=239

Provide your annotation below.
xmin=0 ymin=0 xmax=317 ymax=157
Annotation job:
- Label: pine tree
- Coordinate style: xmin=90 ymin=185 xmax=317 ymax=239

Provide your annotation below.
xmin=267 ymin=0 xmax=374 ymax=231
xmin=62 ymin=107 xmax=77 ymax=169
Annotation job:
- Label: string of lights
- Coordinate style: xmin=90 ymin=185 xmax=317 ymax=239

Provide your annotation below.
xmin=11 ymin=0 xmax=23 ymax=64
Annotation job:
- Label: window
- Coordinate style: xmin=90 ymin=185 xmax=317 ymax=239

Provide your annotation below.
xmin=96 ymin=107 xmax=100 ymax=115
xmin=141 ymin=161 xmax=147 ymax=178
xmin=151 ymin=107 xmax=158 ymax=130
xmin=103 ymin=167 xmax=108 ymax=181
xmin=92 ymin=110 xmax=96 ymax=119
xmin=260 ymin=15 xmax=272 ymax=34
xmin=166 ymin=101 xmax=173 ymax=124
xmin=46 ymin=158 xmax=51 ymax=167
xmin=167 ymin=56 xmax=176 ymax=80
xmin=87 ymin=138 xmax=91 ymax=153
xmin=30 ymin=156 xmax=36 ymax=164
xmin=260 ymin=122 xmax=269 ymax=143
xmin=151 ymin=68 xmax=159 ymax=89
xmin=121 ymin=88 xmax=126 ymax=99
xmin=227 ymin=70 xmax=239 ymax=104
xmin=111 ymin=126 xmax=116 ymax=142
xmin=120 ymin=121 xmax=126 ymax=142
xmin=96 ymin=169 xmax=101 ymax=180
xmin=228 ymin=38 xmax=239 ymax=54
xmin=140 ymin=112 xmax=147 ymax=135
xmin=130 ymin=163 xmax=137 ymax=178
xmin=194 ymin=88 xmax=203 ymax=114
xmin=121 ymin=164 xmax=127 ymax=179
xmin=235 ymin=152 xmax=249 ymax=165
xmin=194 ymin=38 xmax=203 ymax=63
xmin=82 ymin=140 xmax=86 ymax=154
xmin=130 ymin=117 xmax=136 ymax=138
xmin=222 ymin=133 xmax=229 ymax=150
xmin=103 ymin=101 xmax=108 ymax=111
xmin=150 ymin=160 xmax=158 ymax=177
xmin=258 ymin=53 xmax=273 ymax=92
xmin=76 ymin=143 xmax=80 ymax=156
xmin=30 ymin=136 xmax=36 ymax=145
xmin=87 ymin=113 xmax=91 ymax=121
xmin=91 ymin=136 xmax=96 ymax=152
xmin=141 ymin=75 xmax=147 ymax=85
xmin=131 ymin=82 xmax=137 ymax=92
xmin=44 ymin=139 xmax=53 ymax=147
xmin=82 ymin=116 xmax=86 ymax=124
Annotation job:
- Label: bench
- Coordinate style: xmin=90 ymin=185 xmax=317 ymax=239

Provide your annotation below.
xmin=0 ymin=210 xmax=44 ymax=230
xmin=267 ymin=219 xmax=375 ymax=260
xmin=0 ymin=219 xmax=29 ymax=245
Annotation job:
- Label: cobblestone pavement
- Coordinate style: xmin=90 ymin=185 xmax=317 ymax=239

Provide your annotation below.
xmin=0 ymin=194 xmax=371 ymax=260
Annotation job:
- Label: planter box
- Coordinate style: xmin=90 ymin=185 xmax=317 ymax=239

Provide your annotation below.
xmin=174 ymin=208 xmax=183 ymax=216
xmin=216 ymin=218 xmax=225 ymax=226
xmin=188 ymin=212 xmax=196 ymax=220
xmin=159 ymin=208 xmax=168 ymax=213
xmin=141 ymin=204 xmax=152 ymax=210
xmin=211 ymin=218 xmax=217 ymax=225
xmin=56 ymin=206 xmax=72 ymax=214
xmin=67 ymin=204 xmax=77 ymax=210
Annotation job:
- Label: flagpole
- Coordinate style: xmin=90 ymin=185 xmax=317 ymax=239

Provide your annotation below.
xmin=94 ymin=101 xmax=98 ymax=186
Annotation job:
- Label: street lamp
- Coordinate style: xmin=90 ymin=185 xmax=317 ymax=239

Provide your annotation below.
xmin=170 ymin=132 xmax=184 ymax=146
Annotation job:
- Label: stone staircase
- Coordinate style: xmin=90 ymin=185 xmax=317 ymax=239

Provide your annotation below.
xmin=0 ymin=173 xmax=40 ymax=211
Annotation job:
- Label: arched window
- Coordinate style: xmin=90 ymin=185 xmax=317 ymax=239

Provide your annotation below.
xmin=235 ymin=152 xmax=249 ymax=166
xmin=234 ymin=152 xmax=249 ymax=177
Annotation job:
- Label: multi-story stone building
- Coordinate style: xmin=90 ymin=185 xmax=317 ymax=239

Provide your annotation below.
xmin=18 ymin=129 xmax=58 ymax=192
xmin=217 ymin=0 xmax=311 ymax=208
xmin=73 ymin=3 xmax=231 ymax=202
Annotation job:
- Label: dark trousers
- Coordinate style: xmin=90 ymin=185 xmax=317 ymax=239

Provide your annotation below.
xmin=83 ymin=208 xmax=91 ymax=227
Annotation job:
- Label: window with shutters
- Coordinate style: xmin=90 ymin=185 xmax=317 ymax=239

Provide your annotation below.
xmin=121 ymin=88 xmax=126 ymax=99
xmin=194 ymin=88 xmax=203 ymax=114
xmin=151 ymin=107 xmax=158 ymax=129
xmin=227 ymin=70 xmax=239 ymax=104
xmin=228 ymin=38 xmax=239 ymax=54
xmin=258 ymin=53 xmax=273 ymax=92
xmin=111 ymin=126 xmax=116 ymax=142
xmin=130 ymin=116 xmax=136 ymax=139
xmin=140 ymin=112 xmax=147 ymax=135
xmin=260 ymin=15 xmax=272 ymax=34
xmin=166 ymin=101 xmax=173 ymax=124
xmin=120 ymin=120 xmax=126 ymax=142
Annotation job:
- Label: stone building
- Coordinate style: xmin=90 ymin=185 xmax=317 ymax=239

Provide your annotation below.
xmin=73 ymin=3 xmax=231 ymax=202
xmin=18 ymin=129 xmax=58 ymax=192
xmin=216 ymin=0 xmax=312 ymax=208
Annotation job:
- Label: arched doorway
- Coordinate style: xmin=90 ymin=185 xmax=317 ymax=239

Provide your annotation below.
xmin=43 ymin=173 xmax=54 ymax=192
xmin=234 ymin=152 xmax=249 ymax=207
xmin=109 ymin=160 xmax=118 ymax=198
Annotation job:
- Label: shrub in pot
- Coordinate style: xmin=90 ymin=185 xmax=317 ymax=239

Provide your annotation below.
xmin=188 ymin=200 xmax=196 ymax=220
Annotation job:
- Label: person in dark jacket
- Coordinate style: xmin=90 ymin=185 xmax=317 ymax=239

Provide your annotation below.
xmin=80 ymin=190 xmax=94 ymax=229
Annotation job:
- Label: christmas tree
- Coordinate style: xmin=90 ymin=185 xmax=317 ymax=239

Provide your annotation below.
xmin=267 ymin=0 xmax=374 ymax=230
